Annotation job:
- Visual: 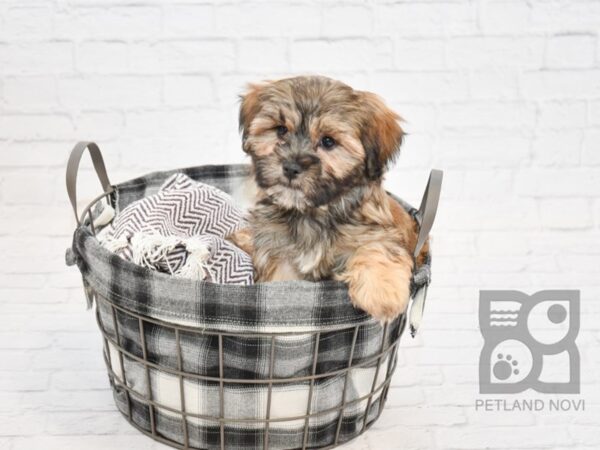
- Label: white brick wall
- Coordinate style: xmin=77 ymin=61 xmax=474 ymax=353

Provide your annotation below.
xmin=1 ymin=1 xmax=599 ymax=449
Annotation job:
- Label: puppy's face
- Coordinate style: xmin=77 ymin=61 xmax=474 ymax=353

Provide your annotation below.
xmin=239 ymin=76 xmax=403 ymax=210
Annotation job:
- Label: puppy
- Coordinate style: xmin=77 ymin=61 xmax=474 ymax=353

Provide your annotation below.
xmin=229 ymin=76 xmax=428 ymax=322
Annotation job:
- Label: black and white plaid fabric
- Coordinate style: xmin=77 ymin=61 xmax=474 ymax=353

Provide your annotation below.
xmin=67 ymin=164 xmax=432 ymax=449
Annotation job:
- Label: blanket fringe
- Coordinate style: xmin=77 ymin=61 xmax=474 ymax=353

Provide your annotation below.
xmin=100 ymin=234 xmax=129 ymax=253
xmin=177 ymin=238 xmax=212 ymax=280
xmin=130 ymin=233 xmax=211 ymax=280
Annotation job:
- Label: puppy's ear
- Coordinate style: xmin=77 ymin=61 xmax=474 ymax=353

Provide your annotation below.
xmin=239 ymin=83 xmax=265 ymax=153
xmin=360 ymin=92 xmax=404 ymax=180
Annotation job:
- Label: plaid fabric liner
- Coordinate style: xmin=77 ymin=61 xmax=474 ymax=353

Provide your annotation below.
xmin=68 ymin=164 xmax=431 ymax=449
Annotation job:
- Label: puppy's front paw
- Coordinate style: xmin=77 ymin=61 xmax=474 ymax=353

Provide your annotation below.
xmin=340 ymin=246 xmax=413 ymax=322
xmin=347 ymin=272 xmax=411 ymax=322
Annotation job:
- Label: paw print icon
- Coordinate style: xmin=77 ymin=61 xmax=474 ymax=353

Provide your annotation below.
xmin=479 ymin=290 xmax=580 ymax=394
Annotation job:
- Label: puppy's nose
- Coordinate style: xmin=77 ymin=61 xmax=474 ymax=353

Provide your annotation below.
xmin=282 ymin=160 xmax=303 ymax=180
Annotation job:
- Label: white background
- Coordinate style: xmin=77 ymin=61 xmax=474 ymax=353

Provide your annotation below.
xmin=1 ymin=0 xmax=600 ymax=449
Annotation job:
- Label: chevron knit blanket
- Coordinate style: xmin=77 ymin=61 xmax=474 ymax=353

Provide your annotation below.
xmin=97 ymin=173 xmax=254 ymax=285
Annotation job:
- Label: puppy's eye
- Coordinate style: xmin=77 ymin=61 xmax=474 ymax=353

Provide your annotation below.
xmin=276 ymin=125 xmax=288 ymax=137
xmin=320 ymin=136 xmax=336 ymax=150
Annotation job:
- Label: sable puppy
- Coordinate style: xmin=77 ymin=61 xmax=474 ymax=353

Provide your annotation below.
xmin=229 ymin=76 xmax=428 ymax=322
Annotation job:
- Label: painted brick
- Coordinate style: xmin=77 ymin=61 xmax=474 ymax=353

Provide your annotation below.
xmin=374 ymin=3 xmax=475 ymax=36
xmin=469 ymin=70 xmax=519 ymax=100
xmin=321 ymin=5 xmax=373 ymax=37
xmin=2 ymin=77 xmax=57 ymax=109
xmin=76 ymin=41 xmax=129 ymax=74
xmin=521 ymin=70 xmax=600 ymax=100
xmin=0 ymin=372 xmax=49 ymax=392
xmin=215 ymin=3 xmax=321 ymax=37
xmin=371 ymin=72 xmax=469 ymax=102
xmin=0 ymin=42 xmax=73 ymax=75
xmin=480 ymin=1 xmax=531 ymax=34
xmin=57 ymin=76 xmax=162 ymax=108
xmin=590 ymin=101 xmax=600 ymax=125
xmin=437 ymin=426 xmax=571 ymax=449
xmin=546 ymin=34 xmax=596 ymax=68
xmin=531 ymin=130 xmax=583 ymax=166
xmin=447 ymin=37 xmax=544 ymax=69
xmin=0 ymin=114 xmax=73 ymax=140
xmin=582 ymin=130 xmax=600 ymax=165
xmin=531 ymin=1 xmax=600 ymax=32
xmin=539 ymin=198 xmax=593 ymax=229
xmin=11 ymin=435 xmax=168 ymax=450
xmin=163 ymin=4 xmax=215 ymax=37
xmin=515 ymin=168 xmax=600 ymax=197
xmin=462 ymin=170 xmax=514 ymax=199
xmin=0 ymin=6 xmax=53 ymax=40
xmin=0 ymin=413 xmax=47 ymax=437
xmin=54 ymin=7 xmax=162 ymax=40
xmin=74 ymin=112 xmax=124 ymax=141
xmin=164 ymin=75 xmax=214 ymax=106
xmin=438 ymin=102 xmax=536 ymax=130
xmin=395 ymin=39 xmax=446 ymax=71
xmin=238 ymin=40 xmax=288 ymax=72
xmin=1 ymin=172 xmax=57 ymax=204
xmin=291 ymin=39 xmax=393 ymax=72
xmin=537 ymin=101 xmax=587 ymax=128
xmin=128 ymin=43 xmax=161 ymax=74
xmin=435 ymin=134 xmax=530 ymax=168
xmin=158 ymin=40 xmax=236 ymax=73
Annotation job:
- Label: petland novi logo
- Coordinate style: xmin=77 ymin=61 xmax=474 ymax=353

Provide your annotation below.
xmin=475 ymin=290 xmax=584 ymax=412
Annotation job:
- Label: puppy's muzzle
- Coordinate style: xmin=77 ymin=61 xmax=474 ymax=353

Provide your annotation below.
xmin=282 ymin=155 xmax=319 ymax=181
xmin=283 ymin=159 xmax=302 ymax=180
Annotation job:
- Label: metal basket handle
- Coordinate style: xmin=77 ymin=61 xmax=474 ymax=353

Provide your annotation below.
xmin=66 ymin=141 xmax=113 ymax=225
xmin=66 ymin=142 xmax=115 ymax=308
xmin=409 ymin=169 xmax=443 ymax=337
xmin=413 ymin=169 xmax=443 ymax=258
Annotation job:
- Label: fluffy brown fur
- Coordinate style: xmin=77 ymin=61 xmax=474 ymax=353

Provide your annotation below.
xmin=229 ymin=75 xmax=428 ymax=322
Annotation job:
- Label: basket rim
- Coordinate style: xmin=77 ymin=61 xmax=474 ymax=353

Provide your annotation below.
xmin=69 ymin=163 xmax=431 ymax=331
xmin=106 ymin=163 xmax=430 ymax=289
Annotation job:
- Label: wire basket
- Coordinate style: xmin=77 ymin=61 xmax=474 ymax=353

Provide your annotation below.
xmin=65 ymin=142 xmax=441 ymax=450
